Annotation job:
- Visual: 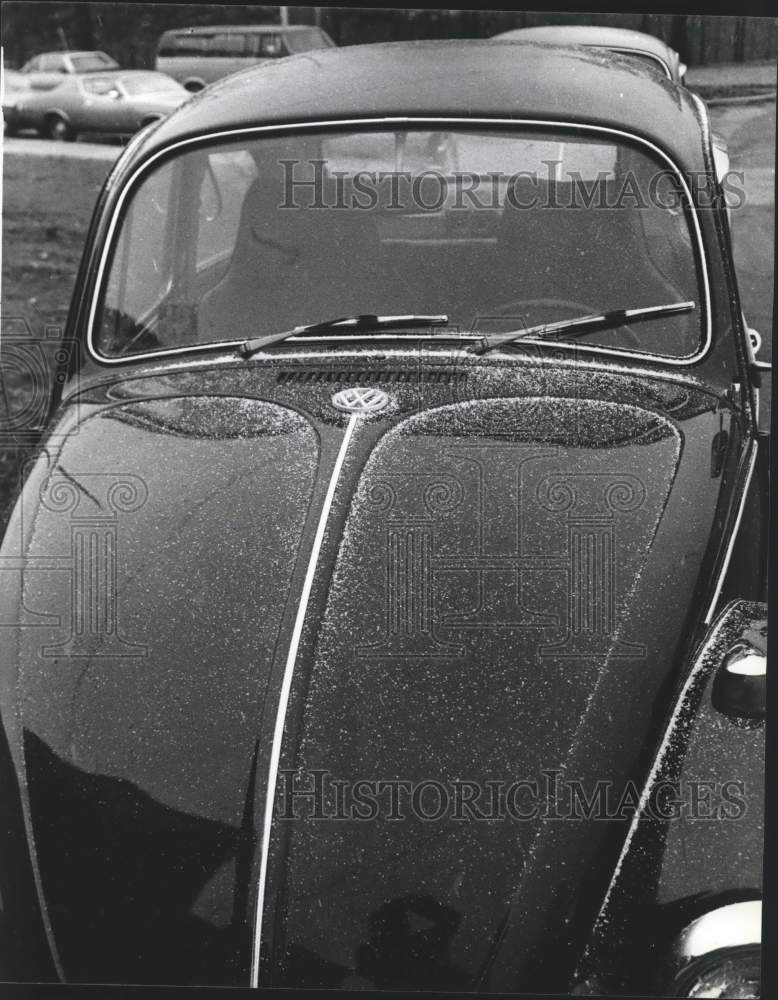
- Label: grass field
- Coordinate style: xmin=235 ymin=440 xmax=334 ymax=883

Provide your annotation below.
xmin=1 ymin=152 xmax=114 ymax=528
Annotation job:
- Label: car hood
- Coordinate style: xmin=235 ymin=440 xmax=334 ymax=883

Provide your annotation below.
xmin=131 ymin=91 xmax=190 ymax=113
xmin=0 ymin=357 xmax=741 ymax=987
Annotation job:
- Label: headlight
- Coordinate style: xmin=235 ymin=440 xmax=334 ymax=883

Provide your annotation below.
xmin=667 ymin=901 xmax=761 ymax=998
xmin=671 ymin=946 xmax=760 ymax=997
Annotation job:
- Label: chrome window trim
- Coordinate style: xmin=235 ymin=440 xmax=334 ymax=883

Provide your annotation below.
xmin=86 ymin=115 xmax=713 ymax=369
xmin=703 ymin=439 xmax=759 ymax=625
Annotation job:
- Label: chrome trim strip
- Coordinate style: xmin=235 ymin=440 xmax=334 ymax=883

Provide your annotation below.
xmin=250 ymin=412 xmax=358 ymax=987
xmin=703 ymin=440 xmax=758 ymax=625
xmin=85 ymin=115 xmax=712 ymax=369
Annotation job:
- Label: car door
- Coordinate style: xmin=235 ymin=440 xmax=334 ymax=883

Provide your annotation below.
xmin=78 ymin=76 xmax=123 ymax=131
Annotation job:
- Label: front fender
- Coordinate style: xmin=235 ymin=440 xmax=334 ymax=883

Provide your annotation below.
xmin=575 ymin=599 xmax=765 ymax=996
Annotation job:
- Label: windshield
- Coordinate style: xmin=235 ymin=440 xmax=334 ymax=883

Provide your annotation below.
xmin=71 ymin=52 xmax=117 ymax=72
xmin=119 ymin=73 xmax=185 ymax=95
xmin=96 ymin=126 xmax=704 ymax=360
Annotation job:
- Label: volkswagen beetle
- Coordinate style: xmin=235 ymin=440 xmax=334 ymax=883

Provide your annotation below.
xmin=0 ymin=40 xmax=768 ymax=996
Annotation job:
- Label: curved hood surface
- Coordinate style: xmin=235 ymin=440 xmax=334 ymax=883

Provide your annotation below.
xmin=0 ymin=362 xmax=738 ymax=987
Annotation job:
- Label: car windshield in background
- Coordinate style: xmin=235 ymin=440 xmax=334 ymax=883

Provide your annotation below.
xmin=96 ymin=126 xmax=703 ymax=360
xmin=71 ymin=53 xmax=117 ymax=72
xmin=119 ymin=73 xmax=186 ymax=95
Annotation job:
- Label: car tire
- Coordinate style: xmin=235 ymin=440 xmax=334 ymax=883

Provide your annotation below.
xmin=44 ymin=114 xmax=74 ymax=142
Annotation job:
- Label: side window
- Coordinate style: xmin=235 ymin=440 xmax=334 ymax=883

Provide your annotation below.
xmin=196 ymin=149 xmax=259 ymax=268
xmin=176 ymin=34 xmax=209 ymax=57
xmin=209 ymin=33 xmax=245 ymax=58
xmin=100 ymin=161 xmax=177 ymax=352
xmin=260 ymin=33 xmax=285 ymax=57
xmin=39 ymin=54 xmax=62 ymax=72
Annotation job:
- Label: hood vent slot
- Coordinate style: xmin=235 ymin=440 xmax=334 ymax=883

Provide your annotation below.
xmin=276 ymin=369 xmax=468 ymax=386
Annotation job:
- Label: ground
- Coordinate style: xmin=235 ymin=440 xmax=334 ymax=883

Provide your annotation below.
xmin=0 ymin=98 xmax=775 ymax=524
xmin=710 ymin=100 xmax=776 ymax=348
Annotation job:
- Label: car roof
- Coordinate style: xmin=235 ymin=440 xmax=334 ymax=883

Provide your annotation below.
xmin=161 ymin=24 xmax=321 ymax=36
xmin=493 ymin=25 xmax=676 ymax=64
xmin=132 ymin=40 xmax=708 ymax=174
xmin=35 ymin=50 xmax=113 ymax=58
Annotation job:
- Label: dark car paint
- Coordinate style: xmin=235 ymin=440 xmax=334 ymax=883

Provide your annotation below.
xmin=126 ymin=41 xmax=703 ymax=165
xmin=576 ymin=600 xmax=764 ymax=995
xmin=0 ymin=41 xmax=765 ymax=992
xmin=0 ymin=353 xmax=762 ymax=988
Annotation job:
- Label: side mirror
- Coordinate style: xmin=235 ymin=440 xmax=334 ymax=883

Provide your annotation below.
xmin=107 ymin=88 xmax=122 ymax=100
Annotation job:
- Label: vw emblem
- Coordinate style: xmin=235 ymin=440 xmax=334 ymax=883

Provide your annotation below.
xmin=332 ymin=387 xmax=390 ymax=414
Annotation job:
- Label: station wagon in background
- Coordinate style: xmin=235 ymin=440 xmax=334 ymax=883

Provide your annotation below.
xmin=7 ymin=70 xmax=189 ymax=140
xmin=492 ymin=24 xmax=687 ymax=82
xmin=155 ymin=24 xmax=335 ymax=91
xmin=0 ymin=39 xmax=767 ymax=997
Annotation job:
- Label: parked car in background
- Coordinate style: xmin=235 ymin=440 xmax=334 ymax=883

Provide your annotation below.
xmin=19 ymin=50 xmax=120 ymax=89
xmin=492 ymin=24 xmax=686 ymax=82
xmin=2 ymin=67 xmax=30 ymax=134
xmin=0 ymin=39 xmax=766 ymax=996
xmin=155 ymin=23 xmax=335 ymax=91
xmin=10 ymin=70 xmax=189 ymax=140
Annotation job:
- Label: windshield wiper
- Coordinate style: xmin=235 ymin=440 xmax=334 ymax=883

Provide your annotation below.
xmin=239 ymin=314 xmax=449 ymax=358
xmin=471 ymin=301 xmax=696 ymax=356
